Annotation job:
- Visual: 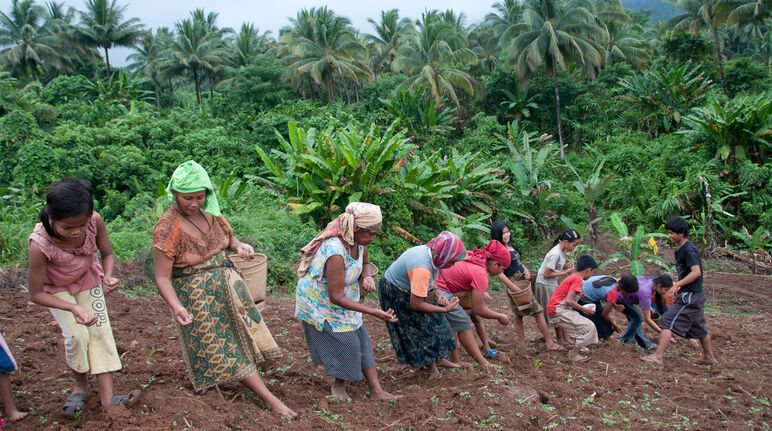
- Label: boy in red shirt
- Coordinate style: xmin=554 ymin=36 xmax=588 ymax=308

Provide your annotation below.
xmin=546 ymin=255 xmax=598 ymax=362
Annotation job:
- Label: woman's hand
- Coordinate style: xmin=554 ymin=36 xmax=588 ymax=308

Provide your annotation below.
xmin=71 ymin=305 xmax=98 ymax=326
xmin=374 ymin=308 xmax=398 ymax=323
xmin=443 ymin=296 xmax=460 ymax=312
xmin=613 ymin=304 xmax=625 ymax=312
xmin=435 ymin=292 xmax=449 ymax=307
xmin=361 ymin=276 xmax=376 ymax=293
xmin=523 ymin=268 xmax=531 ymax=279
xmin=236 ymin=243 xmax=255 ymax=260
xmin=103 ymin=276 xmax=120 ymax=293
xmin=563 ymin=262 xmax=575 ymax=272
xmin=484 ymin=292 xmax=493 ymax=302
xmin=612 ymin=323 xmax=623 ymax=333
xmin=497 ymin=314 xmax=510 ymax=325
xmin=173 ymin=305 xmax=194 ymax=326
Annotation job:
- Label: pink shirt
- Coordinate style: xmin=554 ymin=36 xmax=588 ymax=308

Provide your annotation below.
xmin=28 ymin=213 xmax=104 ymax=295
xmin=436 ymin=260 xmax=489 ymax=294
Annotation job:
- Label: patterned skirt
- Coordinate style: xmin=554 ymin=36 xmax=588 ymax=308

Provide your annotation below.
xmin=378 ymin=278 xmax=456 ymax=368
xmin=172 ymin=251 xmax=282 ymax=392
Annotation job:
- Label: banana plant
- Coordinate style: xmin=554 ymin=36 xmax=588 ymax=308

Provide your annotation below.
xmin=600 ymin=213 xmax=672 ymax=276
xmin=732 ymin=226 xmax=771 ymax=274
xmin=566 ymin=158 xmax=614 ymax=246
xmin=255 ymin=120 xmax=412 ymax=223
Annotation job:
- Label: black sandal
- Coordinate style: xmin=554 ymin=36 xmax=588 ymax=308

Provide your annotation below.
xmin=62 ymin=391 xmax=91 ymax=417
xmin=111 ymin=389 xmax=141 ymax=408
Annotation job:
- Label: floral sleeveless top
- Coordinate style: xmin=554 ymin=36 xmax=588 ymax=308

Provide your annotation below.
xmin=295 ymin=237 xmax=363 ymax=332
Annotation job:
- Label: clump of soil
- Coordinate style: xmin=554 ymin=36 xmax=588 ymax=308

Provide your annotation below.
xmin=0 ymin=272 xmax=769 ymax=430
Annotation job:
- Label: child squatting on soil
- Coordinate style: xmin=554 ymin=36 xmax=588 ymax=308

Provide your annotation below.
xmin=546 ymin=254 xmax=599 ymax=362
xmin=0 ymin=330 xmax=27 ymax=422
xmin=642 ymin=217 xmax=718 ymax=366
xmin=27 ymin=178 xmax=141 ymax=416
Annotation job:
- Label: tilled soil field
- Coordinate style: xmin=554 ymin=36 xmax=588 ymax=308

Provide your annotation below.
xmin=0 ymin=272 xmax=770 ymax=430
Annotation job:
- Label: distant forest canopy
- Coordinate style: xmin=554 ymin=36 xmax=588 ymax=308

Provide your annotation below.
xmin=621 ymin=0 xmax=682 ymax=22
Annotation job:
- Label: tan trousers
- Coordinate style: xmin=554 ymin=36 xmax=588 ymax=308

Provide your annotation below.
xmin=50 ymin=286 xmax=122 ymax=375
xmin=552 ymin=304 xmax=598 ymax=348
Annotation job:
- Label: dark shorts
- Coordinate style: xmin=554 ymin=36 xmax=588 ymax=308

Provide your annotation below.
xmin=437 ymin=290 xmax=472 ymax=332
xmin=658 ymin=290 xmax=708 ymax=339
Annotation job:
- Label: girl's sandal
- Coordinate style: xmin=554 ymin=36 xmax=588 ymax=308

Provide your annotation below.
xmin=62 ymin=391 xmax=91 ymax=417
xmin=111 ymin=389 xmax=142 ymax=408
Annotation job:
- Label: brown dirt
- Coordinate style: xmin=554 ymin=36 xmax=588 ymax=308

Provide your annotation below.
xmin=1 ymin=272 xmax=771 ymax=430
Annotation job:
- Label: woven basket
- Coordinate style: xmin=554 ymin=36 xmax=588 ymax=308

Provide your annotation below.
xmin=230 ymin=253 xmax=268 ymax=304
xmin=507 ymin=281 xmax=534 ymax=311
xmin=453 ymin=291 xmax=473 ymax=311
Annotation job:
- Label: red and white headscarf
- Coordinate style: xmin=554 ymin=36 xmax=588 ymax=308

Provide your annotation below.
xmin=426 ymin=231 xmax=467 ymax=268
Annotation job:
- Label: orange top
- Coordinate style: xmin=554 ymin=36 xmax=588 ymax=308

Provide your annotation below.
xmin=152 ymin=206 xmax=234 ymax=267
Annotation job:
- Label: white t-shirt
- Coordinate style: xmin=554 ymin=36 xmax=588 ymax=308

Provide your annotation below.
xmin=536 ymin=244 xmax=566 ymax=286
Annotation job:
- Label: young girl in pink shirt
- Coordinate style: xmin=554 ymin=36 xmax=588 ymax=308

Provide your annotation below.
xmin=27 ymin=178 xmax=140 ymax=416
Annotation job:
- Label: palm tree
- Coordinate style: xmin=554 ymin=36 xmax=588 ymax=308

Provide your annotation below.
xmin=468 ymin=24 xmax=501 ymax=73
xmin=75 ymin=0 xmax=144 ymax=74
xmin=366 ymin=9 xmax=413 ymax=76
xmin=505 ymin=0 xmax=607 ymax=158
xmin=667 ymin=0 xmax=734 ymax=94
xmin=229 ymin=23 xmax=272 ymax=67
xmin=392 ymin=10 xmax=482 ymax=108
xmin=281 ymin=7 xmax=371 ymax=103
xmin=164 ymin=16 xmax=230 ymax=104
xmin=128 ymin=29 xmax=167 ymax=109
xmin=485 ymin=0 xmax=525 ymax=43
xmin=597 ymin=0 xmax=651 ymax=68
xmin=727 ymin=0 xmax=771 ymax=29
xmin=0 ymin=0 xmax=62 ymax=79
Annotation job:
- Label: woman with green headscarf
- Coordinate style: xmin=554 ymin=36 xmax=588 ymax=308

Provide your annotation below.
xmin=153 ymin=161 xmax=297 ymax=418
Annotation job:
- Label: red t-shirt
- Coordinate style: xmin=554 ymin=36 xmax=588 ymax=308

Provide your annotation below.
xmin=436 ymin=260 xmax=489 ymax=294
xmin=547 ymin=272 xmax=583 ymax=316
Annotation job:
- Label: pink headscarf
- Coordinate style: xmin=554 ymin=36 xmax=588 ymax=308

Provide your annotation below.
xmin=465 ymin=240 xmax=512 ymax=268
xmin=426 ymin=231 xmax=467 ymax=268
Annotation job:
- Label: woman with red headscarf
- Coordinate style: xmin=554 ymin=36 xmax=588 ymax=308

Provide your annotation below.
xmin=378 ymin=231 xmax=467 ymax=379
xmin=436 ymin=240 xmax=511 ymax=368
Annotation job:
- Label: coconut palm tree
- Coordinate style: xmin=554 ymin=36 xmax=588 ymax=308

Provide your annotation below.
xmin=366 ymin=9 xmax=413 ymax=76
xmin=597 ymin=0 xmax=651 ymax=68
xmin=74 ymin=0 xmax=144 ymax=74
xmin=281 ymin=7 xmax=371 ymax=103
xmin=164 ymin=16 xmax=230 ymax=104
xmin=0 ymin=0 xmax=62 ymax=79
xmin=468 ymin=23 xmax=501 ymax=73
xmin=667 ymin=0 xmax=734 ymax=94
xmin=505 ymin=0 xmax=607 ymax=158
xmin=229 ymin=23 xmax=273 ymax=67
xmin=128 ymin=29 xmax=167 ymax=109
xmin=392 ymin=10 xmax=482 ymax=108
xmin=486 ymin=0 xmax=525 ymax=43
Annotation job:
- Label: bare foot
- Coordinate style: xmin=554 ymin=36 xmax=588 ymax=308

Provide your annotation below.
xmin=546 ymin=344 xmax=566 ymax=352
xmin=569 ymin=353 xmax=589 ymax=362
xmin=640 ymin=354 xmax=663 ymax=365
xmin=437 ymin=358 xmax=461 ymax=368
xmin=688 ymin=339 xmax=701 ymax=348
xmin=266 ymin=399 xmax=298 ymax=419
xmin=427 ymin=364 xmax=441 ymax=380
xmin=330 ymin=380 xmax=350 ymax=400
xmin=370 ymin=390 xmax=403 ymax=401
xmin=457 ymin=361 xmax=473 ymax=368
xmin=693 ymin=357 xmax=718 ymax=365
xmin=9 ymin=410 xmax=28 ymax=421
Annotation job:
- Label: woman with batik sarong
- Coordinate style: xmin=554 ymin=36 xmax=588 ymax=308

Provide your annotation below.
xmin=153 ymin=160 xmax=296 ymax=418
xmin=378 ymin=231 xmax=467 ymax=379
xmin=295 ymin=202 xmax=402 ymax=401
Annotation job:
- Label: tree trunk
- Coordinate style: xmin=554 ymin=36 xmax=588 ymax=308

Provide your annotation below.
xmin=154 ymin=80 xmax=160 ymax=110
xmin=712 ymin=26 xmax=727 ymax=95
xmin=326 ymin=72 xmax=335 ymax=103
xmin=355 ymin=82 xmax=360 ymax=103
xmin=193 ymin=68 xmax=201 ymax=104
xmin=552 ymin=64 xmax=566 ymax=158
xmin=103 ymin=46 xmax=111 ymax=75
xmin=168 ymin=78 xmax=174 ymax=103
xmin=209 ymin=73 xmax=214 ymax=99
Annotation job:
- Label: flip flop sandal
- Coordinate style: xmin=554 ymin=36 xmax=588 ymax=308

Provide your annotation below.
xmin=484 ymin=348 xmax=500 ymax=359
xmin=62 ymin=391 xmax=91 ymax=417
xmin=111 ymin=389 xmax=141 ymax=408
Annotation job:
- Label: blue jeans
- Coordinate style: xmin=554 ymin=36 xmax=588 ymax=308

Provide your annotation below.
xmin=620 ymin=304 xmax=655 ymax=349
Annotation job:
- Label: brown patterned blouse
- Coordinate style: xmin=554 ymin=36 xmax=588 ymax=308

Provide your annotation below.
xmin=152 ymin=205 xmax=234 ymax=268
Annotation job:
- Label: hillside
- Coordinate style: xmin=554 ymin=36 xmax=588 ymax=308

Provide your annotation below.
xmin=622 ymin=0 xmax=682 ymax=22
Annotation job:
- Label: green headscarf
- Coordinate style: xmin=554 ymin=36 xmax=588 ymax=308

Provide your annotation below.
xmin=166 ymin=160 xmax=221 ymax=217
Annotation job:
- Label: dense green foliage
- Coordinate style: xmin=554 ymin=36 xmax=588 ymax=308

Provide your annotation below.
xmin=0 ymin=0 xmax=770 ymax=292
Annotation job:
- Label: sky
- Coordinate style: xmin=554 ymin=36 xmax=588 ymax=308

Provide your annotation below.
xmin=59 ymin=0 xmax=494 ymax=66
